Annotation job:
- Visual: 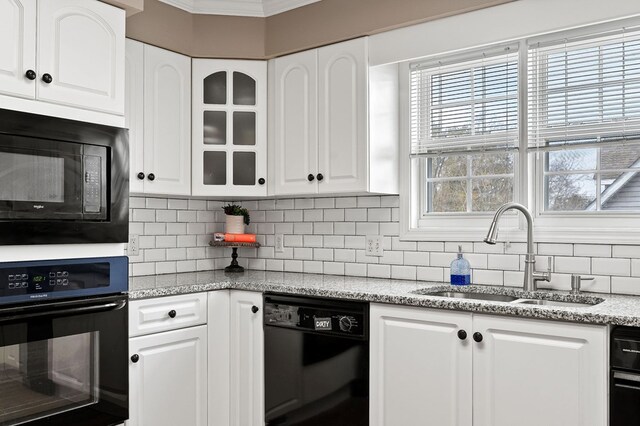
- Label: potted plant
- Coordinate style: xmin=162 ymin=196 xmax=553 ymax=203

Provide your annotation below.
xmin=222 ymin=204 xmax=250 ymax=234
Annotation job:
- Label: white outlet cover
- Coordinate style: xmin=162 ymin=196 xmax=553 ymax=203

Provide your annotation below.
xmin=366 ymin=235 xmax=383 ymax=257
xmin=275 ymin=234 xmax=284 ymax=253
xmin=128 ymin=234 xmax=139 ymax=256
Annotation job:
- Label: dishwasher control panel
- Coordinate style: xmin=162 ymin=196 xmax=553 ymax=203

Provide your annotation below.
xmin=264 ymin=294 xmax=368 ymax=338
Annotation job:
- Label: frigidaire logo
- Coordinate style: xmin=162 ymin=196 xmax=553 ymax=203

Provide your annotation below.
xmin=622 ymin=348 xmax=640 ymax=354
xmin=33 ymin=205 xmax=44 ymax=209
xmin=29 ymin=294 xmax=48 ymax=299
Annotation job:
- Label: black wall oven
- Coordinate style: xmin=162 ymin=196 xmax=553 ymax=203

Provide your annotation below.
xmin=0 ymin=109 xmax=128 ymax=244
xmin=0 ymin=256 xmax=128 ymax=425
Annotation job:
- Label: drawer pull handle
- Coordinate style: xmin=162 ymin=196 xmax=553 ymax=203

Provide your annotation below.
xmin=473 ymin=332 xmax=483 ymax=343
xmin=131 ymin=354 xmax=140 ymax=363
xmin=251 ymin=305 xmax=259 ymax=314
xmin=457 ymin=330 xmax=467 ymax=340
xmin=168 ymin=310 xmax=177 ymax=318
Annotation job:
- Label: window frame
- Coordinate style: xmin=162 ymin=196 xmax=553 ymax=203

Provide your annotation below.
xmin=400 ymin=25 xmax=640 ymax=244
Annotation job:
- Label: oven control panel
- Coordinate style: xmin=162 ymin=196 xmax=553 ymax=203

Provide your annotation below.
xmin=0 ymin=257 xmax=127 ymax=305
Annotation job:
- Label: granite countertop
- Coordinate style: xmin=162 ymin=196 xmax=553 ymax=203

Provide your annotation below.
xmin=129 ymin=270 xmax=640 ymax=327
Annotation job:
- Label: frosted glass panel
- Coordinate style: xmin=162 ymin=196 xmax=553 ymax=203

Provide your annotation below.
xmin=233 ymin=152 xmax=256 ymax=186
xmin=203 ymin=111 xmax=226 ymax=145
xmin=203 ymin=151 xmax=226 ymax=185
xmin=233 ymin=112 xmax=256 ymax=146
xmin=233 ymin=72 xmax=256 ymax=105
xmin=204 ymin=71 xmax=227 ymax=104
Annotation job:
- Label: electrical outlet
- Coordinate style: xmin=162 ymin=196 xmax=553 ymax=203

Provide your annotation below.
xmin=128 ymin=234 xmax=139 ymax=256
xmin=366 ymin=235 xmax=383 ymax=256
xmin=275 ymin=234 xmax=284 ymax=253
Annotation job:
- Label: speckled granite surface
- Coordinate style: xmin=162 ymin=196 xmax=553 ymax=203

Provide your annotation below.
xmin=129 ymin=270 xmax=640 ymax=326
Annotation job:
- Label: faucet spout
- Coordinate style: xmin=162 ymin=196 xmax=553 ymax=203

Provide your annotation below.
xmin=483 ymin=202 xmax=548 ymax=291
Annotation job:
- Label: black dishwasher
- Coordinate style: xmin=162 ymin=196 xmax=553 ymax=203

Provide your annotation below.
xmin=264 ymin=294 xmax=369 ymax=426
xmin=611 ymin=326 xmax=640 ymax=425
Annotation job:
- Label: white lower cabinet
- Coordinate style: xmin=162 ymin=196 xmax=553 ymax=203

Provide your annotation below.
xmin=370 ymin=304 xmax=607 ymax=426
xmin=209 ymin=290 xmax=264 ymax=426
xmin=128 ymin=294 xmax=208 ymax=426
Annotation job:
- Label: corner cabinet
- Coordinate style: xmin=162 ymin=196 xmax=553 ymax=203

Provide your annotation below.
xmin=208 ymin=290 xmax=264 ymax=426
xmin=192 ymin=60 xmax=267 ymax=197
xmin=370 ymin=304 xmax=607 ymax=426
xmin=270 ymin=37 xmax=399 ymax=196
xmin=125 ymin=40 xmax=192 ymax=196
xmin=0 ymin=0 xmax=125 ymax=123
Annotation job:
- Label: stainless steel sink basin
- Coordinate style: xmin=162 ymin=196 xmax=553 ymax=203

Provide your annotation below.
xmin=422 ymin=291 xmax=520 ymax=303
xmin=514 ymin=299 xmax=597 ymax=308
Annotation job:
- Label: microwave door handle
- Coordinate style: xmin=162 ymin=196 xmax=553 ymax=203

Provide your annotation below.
xmin=0 ymin=299 xmax=126 ymax=322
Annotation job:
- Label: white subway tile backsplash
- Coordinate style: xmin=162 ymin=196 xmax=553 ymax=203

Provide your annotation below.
xmin=128 ymin=195 xmax=640 ymax=294
xmin=574 ymin=244 xmax=612 ymax=258
xmin=592 ymin=258 xmax=630 ymax=277
xmin=554 ymin=256 xmax=590 ymax=274
xmin=314 ymin=198 xmax=335 ymax=209
xmin=613 ymin=245 xmax=640 ymax=258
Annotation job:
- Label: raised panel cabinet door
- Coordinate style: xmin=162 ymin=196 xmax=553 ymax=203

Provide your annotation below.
xmin=125 ymin=39 xmax=144 ymax=194
xmin=370 ymin=304 xmax=473 ymax=426
xmin=0 ymin=0 xmax=36 ymax=99
xmin=127 ymin=325 xmax=207 ymax=426
xmin=229 ymin=291 xmax=264 ymax=426
xmin=273 ymin=50 xmax=319 ymax=195
xmin=36 ymin=0 xmax=125 ymax=114
xmin=317 ymin=37 xmax=368 ymax=194
xmin=143 ymin=45 xmax=191 ymax=195
xmin=192 ymin=59 xmax=267 ymax=197
xmin=472 ymin=315 xmax=607 ymax=426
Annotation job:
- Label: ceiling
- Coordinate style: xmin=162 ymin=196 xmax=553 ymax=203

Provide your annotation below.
xmin=158 ymin=0 xmax=322 ymax=17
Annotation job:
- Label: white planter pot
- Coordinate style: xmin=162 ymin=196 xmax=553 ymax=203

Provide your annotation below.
xmin=225 ymin=215 xmax=245 ymax=234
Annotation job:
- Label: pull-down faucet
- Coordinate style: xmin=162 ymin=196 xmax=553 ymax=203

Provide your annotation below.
xmin=484 ymin=202 xmax=551 ymax=292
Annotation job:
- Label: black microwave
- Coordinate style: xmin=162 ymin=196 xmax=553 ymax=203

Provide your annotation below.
xmin=0 ymin=109 xmax=128 ymax=245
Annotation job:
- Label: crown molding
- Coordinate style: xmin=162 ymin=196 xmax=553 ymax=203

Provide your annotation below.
xmin=158 ymin=0 xmax=320 ymax=17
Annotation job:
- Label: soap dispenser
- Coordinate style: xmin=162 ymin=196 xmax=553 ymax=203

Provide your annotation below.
xmin=450 ymin=245 xmax=471 ymax=285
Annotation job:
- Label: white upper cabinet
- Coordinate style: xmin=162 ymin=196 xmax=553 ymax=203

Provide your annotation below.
xmin=271 ymin=37 xmax=399 ymax=196
xmin=125 ymin=39 xmax=144 ymax=194
xmin=142 ymin=44 xmax=191 ymax=195
xmin=37 ymin=0 xmax=125 ymax=115
xmin=192 ymin=59 xmax=267 ymax=197
xmin=317 ymin=37 xmax=368 ymax=193
xmin=272 ymin=49 xmax=318 ymax=195
xmin=0 ymin=0 xmax=124 ymax=123
xmin=0 ymin=0 xmax=36 ymax=99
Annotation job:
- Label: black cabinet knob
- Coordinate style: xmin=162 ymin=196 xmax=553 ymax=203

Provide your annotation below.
xmin=307 ymin=174 xmax=315 ymax=182
xmin=457 ymin=330 xmax=467 ymax=340
xmin=258 ymin=178 xmax=265 ymax=185
xmin=147 ymin=173 xmax=155 ymax=181
xmin=473 ymin=332 xmax=483 ymax=343
xmin=25 ymin=70 xmax=36 ymax=80
xmin=131 ymin=354 xmax=139 ymax=363
xmin=42 ymin=73 xmax=53 ymax=84
xmin=168 ymin=310 xmax=176 ymax=318
xmin=251 ymin=305 xmax=259 ymax=314
xmin=137 ymin=172 xmax=145 ymax=180
xmin=317 ymin=173 xmax=324 ymax=182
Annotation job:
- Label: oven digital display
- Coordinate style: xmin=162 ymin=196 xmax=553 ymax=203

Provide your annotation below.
xmin=1 ymin=262 xmax=110 ymax=295
xmin=32 ymin=275 xmax=45 ymax=283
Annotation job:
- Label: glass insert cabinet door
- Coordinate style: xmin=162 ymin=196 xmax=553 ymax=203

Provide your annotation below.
xmin=192 ymin=60 xmax=267 ymax=196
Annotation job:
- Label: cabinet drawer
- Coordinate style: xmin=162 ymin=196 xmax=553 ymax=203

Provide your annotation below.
xmin=129 ymin=293 xmax=207 ymax=337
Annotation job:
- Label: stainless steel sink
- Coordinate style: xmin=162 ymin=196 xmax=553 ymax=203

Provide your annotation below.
xmin=422 ymin=291 xmax=520 ymax=303
xmin=514 ymin=299 xmax=598 ymax=308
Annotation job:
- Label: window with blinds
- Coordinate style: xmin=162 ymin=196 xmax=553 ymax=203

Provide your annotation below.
xmin=410 ymin=46 xmax=519 ymax=213
xmin=529 ymin=27 xmax=640 ymax=212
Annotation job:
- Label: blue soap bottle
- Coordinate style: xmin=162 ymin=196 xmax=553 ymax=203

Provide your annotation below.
xmin=450 ymin=245 xmax=471 ymax=285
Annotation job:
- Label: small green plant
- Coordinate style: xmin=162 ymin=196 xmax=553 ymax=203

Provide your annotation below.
xmin=222 ymin=204 xmax=250 ymax=225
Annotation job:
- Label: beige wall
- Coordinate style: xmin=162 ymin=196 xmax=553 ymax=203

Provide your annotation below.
xmin=125 ymin=0 xmax=265 ymax=58
xmin=265 ymin=0 xmax=513 ymax=57
xmin=125 ymin=0 xmax=513 ymax=59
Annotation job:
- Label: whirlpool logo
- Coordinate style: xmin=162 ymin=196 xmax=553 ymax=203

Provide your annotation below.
xmin=33 ymin=205 xmax=45 ymax=210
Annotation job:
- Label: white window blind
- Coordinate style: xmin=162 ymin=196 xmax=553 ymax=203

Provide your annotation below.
xmin=528 ymin=26 xmax=640 ymax=151
xmin=410 ymin=45 xmax=519 ymax=157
